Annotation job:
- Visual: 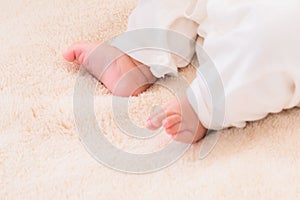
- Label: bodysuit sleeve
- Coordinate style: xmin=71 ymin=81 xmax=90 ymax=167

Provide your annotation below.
xmin=113 ymin=0 xmax=300 ymax=131
xmin=111 ymin=0 xmax=201 ymax=78
xmin=187 ymin=0 xmax=300 ymax=130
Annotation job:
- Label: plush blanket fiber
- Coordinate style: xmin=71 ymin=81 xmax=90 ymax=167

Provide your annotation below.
xmin=1 ymin=0 xmax=300 ymax=199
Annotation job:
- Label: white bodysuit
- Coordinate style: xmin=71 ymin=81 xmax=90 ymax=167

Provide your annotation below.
xmin=114 ymin=0 xmax=300 ymax=130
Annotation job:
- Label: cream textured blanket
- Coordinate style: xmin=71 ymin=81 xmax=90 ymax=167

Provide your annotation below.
xmin=1 ymin=0 xmax=300 ymax=199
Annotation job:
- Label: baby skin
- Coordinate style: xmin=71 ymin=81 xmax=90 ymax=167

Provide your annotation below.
xmin=63 ymin=42 xmax=207 ymax=143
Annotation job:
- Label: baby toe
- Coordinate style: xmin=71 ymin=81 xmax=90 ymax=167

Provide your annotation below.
xmin=146 ymin=118 xmax=160 ymax=130
xmin=165 ymin=122 xmax=181 ymax=136
xmin=146 ymin=106 xmax=167 ymax=130
xmin=163 ymin=114 xmax=181 ymax=129
xmin=62 ymin=48 xmax=76 ymax=62
xmin=63 ymin=42 xmax=96 ymax=64
xmin=173 ymin=131 xmax=195 ymax=144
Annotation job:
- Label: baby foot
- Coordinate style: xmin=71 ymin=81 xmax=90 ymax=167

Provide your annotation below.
xmin=63 ymin=42 xmax=157 ymax=96
xmin=146 ymin=96 xmax=207 ymax=143
xmin=62 ymin=42 xmax=97 ymax=65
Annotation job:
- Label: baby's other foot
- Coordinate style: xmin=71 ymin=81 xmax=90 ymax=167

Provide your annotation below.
xmin=62 ymin=42 xmax=97 ymax=65
xmin=146 ymin=96 xmax=207 ymax=143
xmin=63 ymin=42 xmax=157 ymax=96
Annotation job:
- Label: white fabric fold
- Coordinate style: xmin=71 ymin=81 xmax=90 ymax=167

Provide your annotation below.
xmin=114 ymin=0 xmax=300 ymax=129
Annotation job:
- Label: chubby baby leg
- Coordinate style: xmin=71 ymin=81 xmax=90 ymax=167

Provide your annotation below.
xmin=146 ymin=95 xmax=207 ymax=143
xmin=63 ymin=42 xmax=157 ymax=96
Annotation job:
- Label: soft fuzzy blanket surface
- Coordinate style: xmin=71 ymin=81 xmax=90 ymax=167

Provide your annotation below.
xmin=1 ymin=0 xmax=300 ymax=199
